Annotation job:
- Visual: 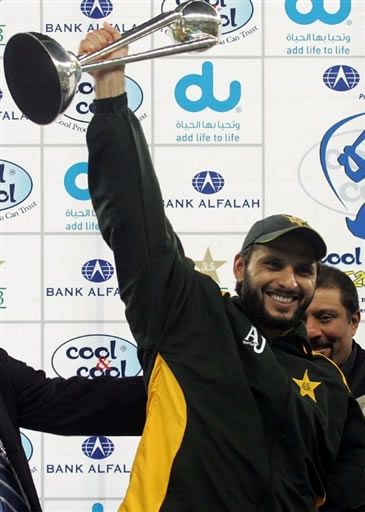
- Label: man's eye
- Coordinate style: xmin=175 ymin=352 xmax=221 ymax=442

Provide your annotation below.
xmin=298 ymin=266 xmax=314 ymax=276
xmin=265 ymin=261 xmax=280 ymax=269
xmin=320 ymin=315 xmax=333 ymax=323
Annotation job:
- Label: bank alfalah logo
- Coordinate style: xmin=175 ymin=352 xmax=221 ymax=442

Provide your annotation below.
xmin=192 ymin=171 xmax=225 ymax=194
xmin=82 ymin=436 xmax=115 ymax=460
xmin=82 ymin=259 xmax=114 ymax=283
xmin=81 ymin=0 xmax=113 ymax=19
xmin=323 ymin=65 xmax=360 ymax=92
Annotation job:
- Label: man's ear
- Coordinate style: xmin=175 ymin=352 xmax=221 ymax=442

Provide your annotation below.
xmin=351 ymin=310 xmax=361 ymax=336
xmin=233 ymin=253 xmax=245 ymax=282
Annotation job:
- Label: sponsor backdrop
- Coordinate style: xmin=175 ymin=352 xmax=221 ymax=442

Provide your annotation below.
xmin=0 ymin=0 xmax=364 ymax=510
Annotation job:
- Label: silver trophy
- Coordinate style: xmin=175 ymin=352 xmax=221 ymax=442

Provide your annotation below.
xmin=3 ymin=0 xmax=221 ymax=125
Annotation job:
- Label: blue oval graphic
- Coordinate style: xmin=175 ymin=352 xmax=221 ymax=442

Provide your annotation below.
xmin=323 ymin=65 xmax=360 ymax=92
xmin=52 ymin=334 xmax=142 ymax=379
xmin=82 ymin=436 xmax=115 ymax=459
xmin=20 ymin=432 xmax=33 ymax=462
xmin=81 ymin=0 xmax=113 ymax=19
xmin=0 ymin=160 xmax=33 ymax=212
xmin=192 ymin=171 xmax=225 ymax=194
xmin=82 ymin=259 xmax=114 ymax=283
xmin=64 ymin=76 xmax=143 ymax=124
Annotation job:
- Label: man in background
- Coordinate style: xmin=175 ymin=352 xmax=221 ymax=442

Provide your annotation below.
xmin=305 ymin=263 xmax=365 ymax=409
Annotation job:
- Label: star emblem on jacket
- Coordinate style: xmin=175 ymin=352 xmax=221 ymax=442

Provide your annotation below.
xmin=292 ymin=369 xmax=321 ymax=403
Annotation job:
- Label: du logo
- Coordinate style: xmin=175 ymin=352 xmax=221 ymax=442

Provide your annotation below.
xmin=175 ymin=61 xmax=241 ymax=112
xmin=285 ymin=0 xmax=351 ymax=25
xmin=64 ymin=162 xmax=89 ymax=200
xmin=81 ymin=0 xmax=113 ymax=19
xmin=319 ymin=113 xmax=365 ymax=239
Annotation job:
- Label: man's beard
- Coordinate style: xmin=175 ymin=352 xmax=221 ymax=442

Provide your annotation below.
xmin=239 ymin=273 xmax=312 ymax=332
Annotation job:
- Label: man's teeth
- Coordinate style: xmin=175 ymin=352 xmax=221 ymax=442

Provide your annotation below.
xmin=271 ymin=294 xmax=294 ymax=303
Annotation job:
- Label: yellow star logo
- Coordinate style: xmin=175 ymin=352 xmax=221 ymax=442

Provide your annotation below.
xmin=283 ymin=215 xmax=309 ymax=228
xmin=194 ymin=248 xmax=226 ymax=284
xmin=292 ymin=369 xmax=321 ymax=403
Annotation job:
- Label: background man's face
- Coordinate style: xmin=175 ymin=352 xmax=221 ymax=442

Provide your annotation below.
xmin=305 ymin=287 xmax=360 ymax=366
xmin=234 ymin=233 xmax=317 ymax=337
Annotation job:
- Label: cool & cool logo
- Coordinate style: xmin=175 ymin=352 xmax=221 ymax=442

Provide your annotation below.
xmin=161 ymin=0 xmax=254 ymax=35
xmin=0 ymin=160 xmax=33 ymax=211
xmin=65 ymin=77 xmax=143 ymax=124
xmin=285 ymin=0 xmax=351 ymax=25
xmin=322 ymin=247 xmax=362 ymax=265
xmin=52 ymin=334 xmax=141 ymax=379
xmin=175 ymin=61 xmax=241 ymax=112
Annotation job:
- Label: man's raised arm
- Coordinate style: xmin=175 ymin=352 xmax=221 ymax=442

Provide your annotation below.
xmin=82 ymin=25 xmax=193 ymax=363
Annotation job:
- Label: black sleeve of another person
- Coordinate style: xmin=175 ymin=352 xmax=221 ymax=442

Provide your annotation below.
xmin=0 ymin=348 xmax=147 ymax=436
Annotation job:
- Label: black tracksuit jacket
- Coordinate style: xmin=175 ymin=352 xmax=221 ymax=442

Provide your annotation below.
xmin=0 ymin=349 xmax=146 ymax=511
xmin=88 ymin=93 xmax=365 ymax=512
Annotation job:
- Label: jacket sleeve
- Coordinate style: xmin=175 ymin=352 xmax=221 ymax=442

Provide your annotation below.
xmin=0 ymin=349 xmax=146 ymax=436
xmin=321 ymin=395 xmax=365 ymax=512
xmin=87 ymin=94 xmax=194 ymax=362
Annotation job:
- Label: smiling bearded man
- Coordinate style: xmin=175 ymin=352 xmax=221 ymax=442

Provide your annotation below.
xmin=84 ymin=23 xmax=365 ymax=512
xmin=236 ymin=230 xmax=317 ymax=337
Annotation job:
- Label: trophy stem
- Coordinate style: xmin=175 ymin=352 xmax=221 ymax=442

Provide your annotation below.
xmin=82 ymin=36 xmax=218 ymax=72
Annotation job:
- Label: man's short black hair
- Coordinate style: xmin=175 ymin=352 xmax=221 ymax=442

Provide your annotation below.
xmin=235 ymin=246 xmax=254 ymax=296
xmin=317 ymin=263 xmax=359 ymax=321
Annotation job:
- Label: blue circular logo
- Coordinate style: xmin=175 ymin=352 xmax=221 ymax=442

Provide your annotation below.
xmin=21 ymin=432 xmax=33 ymax=461
xmin=82 ymin=436 xmax=115 ymax=459
xmin=64 ymin=162 xmax=89 ymax=201
xmin=82 ymin=259 xmax=114 ymax=283
xmin=192 ymin=171 xmax=225 ymax=194
xmin=52 ymin=334 xmax=142 ymax=378
xmin=323 ymin=65 xmax=360 ymax=92
xmin=81 ymin=0 xmax=113 ymax=19
xmin=0 ymin=160 xmax=33 ymax=211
